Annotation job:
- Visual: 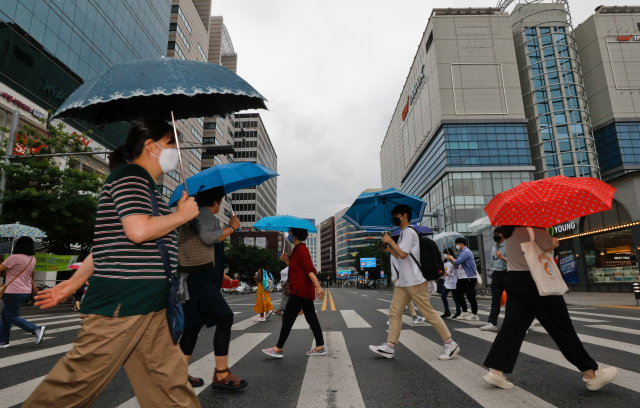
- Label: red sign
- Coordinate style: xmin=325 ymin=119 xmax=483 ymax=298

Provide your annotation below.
xmin=618 ymin=35 xmax=632 ymax=41
xmin=401 ymin=96 xmax=409 ymax=121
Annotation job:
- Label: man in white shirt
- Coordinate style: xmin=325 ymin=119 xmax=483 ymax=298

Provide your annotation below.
xmin=369 ymin=205 xmax=459 ymax=361
xmin=387 ymin=236 xmax=426 ymax=325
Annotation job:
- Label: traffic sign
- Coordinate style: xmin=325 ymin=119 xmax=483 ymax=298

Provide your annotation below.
xmin=365 ymin=272 xmax=369 ymax=277
xmin=360 ymin=257 xmax=376 ymax=268
xmin=381 ymin=272 xmax=385 ymax=278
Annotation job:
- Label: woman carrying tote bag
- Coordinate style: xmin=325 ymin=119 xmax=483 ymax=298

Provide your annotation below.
xmin=482 ymin=226 xmax=617 ymax=392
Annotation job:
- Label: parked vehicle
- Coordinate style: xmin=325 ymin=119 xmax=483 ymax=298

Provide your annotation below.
xmin=233 ymin=282 xmax=251 ymax=294
xmin=251 ymin=285 xmax=258 ymax=293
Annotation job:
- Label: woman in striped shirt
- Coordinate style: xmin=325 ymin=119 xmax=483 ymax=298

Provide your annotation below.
xmin=24 ymin=117 xmax=201 ymax=408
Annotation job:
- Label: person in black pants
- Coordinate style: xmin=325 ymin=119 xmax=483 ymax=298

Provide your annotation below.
xmin=480 ymin=227 xmax=507 ymax=331
xmin=262 ymin=227 xmax=326 ymax=358
xmin=447 ymin=238 xmax=479 ymax=321
xmin=483 ymin=226 xmax=617 ymax=391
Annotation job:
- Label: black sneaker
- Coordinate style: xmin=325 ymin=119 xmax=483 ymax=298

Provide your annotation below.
xmin=0 ymin=341 xmax=9 ymax=348
xmin=440 ymin=312 xmax=451 ymax=318
xmin=451 ymin=313 xmax=461 ymax=319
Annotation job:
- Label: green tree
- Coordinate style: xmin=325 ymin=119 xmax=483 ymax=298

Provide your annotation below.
xmin=225 ymin=242 xmax=286 ymax=282
xmin=352 ymin=242 xmax=391 ymax=281
xmin=0 ymin=120 xmax=103 ymax=259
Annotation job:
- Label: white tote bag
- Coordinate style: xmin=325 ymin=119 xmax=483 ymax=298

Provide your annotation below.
xmin=520 ymin=227 xmax=568 ymax=296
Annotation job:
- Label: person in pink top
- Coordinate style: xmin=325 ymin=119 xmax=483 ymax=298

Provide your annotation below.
xmin=0 ymin=237 xmax=45 ymax=348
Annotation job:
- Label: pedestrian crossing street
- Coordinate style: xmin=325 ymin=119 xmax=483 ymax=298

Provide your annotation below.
xmin=1 ymin=290 xmax=639 ymax=407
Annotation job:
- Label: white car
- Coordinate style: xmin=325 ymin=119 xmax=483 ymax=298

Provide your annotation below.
xmin=233 ymin=282 xmax=251 ymax=294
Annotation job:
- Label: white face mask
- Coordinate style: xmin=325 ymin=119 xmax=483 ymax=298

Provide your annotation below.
xmin=455 ymin=245 xmax=461 ymax=251
xmin=151 ymin=142 xmax=179 ymax=173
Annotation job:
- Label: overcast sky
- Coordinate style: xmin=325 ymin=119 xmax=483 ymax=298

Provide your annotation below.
xmin=212 ymin=0 xmax=606 ymax=224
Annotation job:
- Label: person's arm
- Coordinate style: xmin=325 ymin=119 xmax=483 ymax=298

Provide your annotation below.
xmin=382 ymin=233 xmax=409 ymax=259
xmin=0 ymin=263 xmax=6 ymax=278
xmin=496 ymin=249 xmax=507 ymax=262
xmin=307 ymin=272 xmax=325 ymax=300
xmin=533 ymin=227 xmax=559 ymax=252
xmin=542 ymin=238 xmax=559 ymax=253
xmin=280 ymin=253 xmax=290 ymax=266
xmin=452 ymin=249 xmax=471 ymax=266
xmin=34 ymin=254 xmax=94 ymax=309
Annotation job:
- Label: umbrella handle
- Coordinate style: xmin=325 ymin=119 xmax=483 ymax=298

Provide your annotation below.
xmin=171 ymin=111 xmax=189 ymax=196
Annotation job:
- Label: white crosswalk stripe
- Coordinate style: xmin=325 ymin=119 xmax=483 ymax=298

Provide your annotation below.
xmin=456 ymin=328 xmax=640 ymax=393
xmin=11 ymin=318 xmax=81 ymax=331
xmin=585 ymin=324 xmax=640 ymax=336
xmin=19 ymin=314 xmax=80 ymax=323
xmin=4 ymin=336 xmax=53 ymax=346
xmin=530 ymin=326 xmax=640 ymax=356
xmin=340 ymin=310 xmax=371 ymax=328
xmin=297 ymin=331 xmax=365 ymax=408
xmin=0 ymin=376 xmax=47 ymax=408
xmin=398 ymin=330 xmax=557 ymax=407
xmin=0 ymin=344 xmax=73 ymax=369
xmin=475 ymin=309 xmax=608 ymax=323
xmin=568 ymin=310 xmax=640 ymax=322
xmin=377 ymin=309 xmax=431 ymax=326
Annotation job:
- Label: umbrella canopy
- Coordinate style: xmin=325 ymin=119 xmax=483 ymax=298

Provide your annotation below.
xmin=51 ymin=58 xmax=267 ymax=125
xmin=390 ymin=224 xmax=434 ymax=237
xmin=343 ymin=188 xmax=426 ymax=232
xmin=467 ymin=216 xmax=493 ymax=233
xmin=167 ymin=162 xmax=278 ymax=207
xmin=485 ymin=176 xmax=616 ymax=228
xmin=253 ymin=216 xmax=317 ymax=233
xmin=432 ymin=231 xmax=465 ymax=252
xmin=0 ymin=222 xmax=46 ymax=239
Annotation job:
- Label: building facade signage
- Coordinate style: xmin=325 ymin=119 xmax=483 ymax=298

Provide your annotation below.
xmin=617 ymin=35 xmax=640 ymax=41
xmin=1 ymin=92 xmax=46 ymax=119
xmin=42 ymin=80 xmax=68 ymax=101
xmin=549 ymin=221 xmax=576 ymax=236
xmin=401 ymin=65 xmax=426 ymax=121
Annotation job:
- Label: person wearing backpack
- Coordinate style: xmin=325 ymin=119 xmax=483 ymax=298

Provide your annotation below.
xmin=369 ymin=204 xmax=459 ymax=361
xmin=385 ymin=235 xmax=426 ymax=325
xmin=447 ymin=237 xmax=480 ymax=321
xmin=253 ymin=261 xmax=274 ymax=322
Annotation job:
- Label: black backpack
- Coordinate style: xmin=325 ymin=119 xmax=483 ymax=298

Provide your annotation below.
xmin=404 ymin=226 xmax=444 ymax=281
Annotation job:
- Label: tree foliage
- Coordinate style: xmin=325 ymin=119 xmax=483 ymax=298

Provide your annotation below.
xmin=352 ymin=242 xmax=391 ymax=281
xmin=0 ymin=120 xmax=103 ymax=259
xmin=225 ymin=242 xmax=286 ymax=282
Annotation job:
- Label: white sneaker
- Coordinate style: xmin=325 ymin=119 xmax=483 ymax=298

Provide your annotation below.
xmin=464 ymin=314 xmax=480 ymax=321
xmin=460 ymin=311 xmax=472 ymax=319
xmin=584 ymin=367 xmax=618 ymax=391
xmin=412 ymin=315 xmax=426 ymax=325
xmin=369 ymin=342 xmax=395 ymax=358
xmin=480 ymin=323 xmax=498 ymax=331
xmin=483 ymin=370 xmax=514 ymax=389
xmin=254 ymin=317 xmax=266 ymax=322
xmin=438 ymin=341 xmax=460 ymax=360
xmin=35 ymin=326 xmax=46 ymax=345
xmin=386 ymin=320 xmax=389 ymax=326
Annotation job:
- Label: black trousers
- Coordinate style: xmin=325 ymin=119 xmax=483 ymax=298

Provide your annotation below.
xmin=488 ymin=270 xmax=507 ymax=325
xmin=276 ymin=294 xmax=324 ymax=349
xmin=484 ymin=271 xmax=598 ymax=374
xmin=456 ymin=278 xmax=478 ymax=314
xmin=179 ymin=314 xmax=234 ymax=357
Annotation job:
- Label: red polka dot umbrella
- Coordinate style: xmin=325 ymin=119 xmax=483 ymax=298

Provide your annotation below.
xmin=484 ymin=176 xmax=616 ymax=228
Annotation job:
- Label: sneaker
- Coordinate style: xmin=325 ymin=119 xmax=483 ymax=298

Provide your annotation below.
xmin=483 ymin=370 xmax=514 ymax=389
xmin=369 ymin=342 xmax=395 ymax=358
xmin=262 ymin=347 xmax=283 ymax=359
xmin=584 ymin=367 xmax=618 ymax=391
xmin=306 ymin=347 xmax=327 ymax=356
xmin=480 ymin=323 xmax=498 ymax=331
xmin=412 ymin=315 xmax=426 ymax=325
xmin=35 ymin=326 xmax=46 ymax=345
xmin=440 ymin=312 xmax=451 ymax=318
xmin=265 ymin=310 xmax=274 ymax=320
xmin=255 ymin=317 xmax=266 ymax=322
xmin=0 ymin=341 xmax=9 ymax=348
xmin=438 ymin=341 xmax=460 ymax=360
xmin=464 ymin=314 xmax=480 ymax=321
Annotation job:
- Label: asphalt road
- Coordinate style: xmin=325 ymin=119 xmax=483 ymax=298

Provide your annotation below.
xmin=1 ymin=288 xmax=639 ymax=407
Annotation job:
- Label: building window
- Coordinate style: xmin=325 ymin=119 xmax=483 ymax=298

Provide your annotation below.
xmin=169 ymin=23 xmax=190 ymax=51
xmin=231 ymin=192 xmax=256 ymax=201
xmin=171 ymin=5 xmax=192 ymax=34
xmin=197 ymin=43 xmax=207 ymax=61
xmin=158 ymin=185 xmax=174 ymax=199
xmin=167 ymin=170 xmax=181 ymax=182
xmin=204 ymin=137 xmax=221 ymax=146
xmin=226 ymin=154 xmax=234 ymax=163
xmin=215 ymin=156 xmax=222 ymax=165
xmin=191 ymin=149 xmax=202 ymax=160
xmin=238 ymin=214 xmax=256 ymax=223
xmin=168 ymin=42 xmax=185 ymax=60
xmin=196 ymin=117 xmax=204 ymax=127
xmin=191 ymin=126 xmax=203 ymax=143
xmin=189 ymin=162 xmax=200 ymax=174
xmin=224 ymin=209 xmax=232 ymax=218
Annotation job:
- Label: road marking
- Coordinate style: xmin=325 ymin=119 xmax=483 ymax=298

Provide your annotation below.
xmin=456 ymin=328 xmax=640 ymax=393
xmin=328 ymin=290 xmax=336 ymax=311
xmin=340 ymin=310 xmax=371 ymax=328
xmin=530 ymin=326 xmax=640 ymax=356
xmin=0 ymin=344 xmax=73 ymax=369
xmin=0 ymin=375 xmax=47 ymax=408
xmin=321 ymin=290 xmax=328 ymax=311
xmin=569 ymin=310 xmax=640 ymax=322
xmin=19 ymin=314 xmax=79 ymax=323
xmin=293 ymin=316 xmax=310 ymax=330
xmin=398 ymin=330 xmax=556 ymax=408
xmin=231 ymin=316 xmax=260 ymax=331
xmin=377 ymin=298 xmax=392 ymax=303
xmin=117 ymin=332 xmax=270 ymax=407
xmin=475 ymin=310 xmax=608 ymax=323
xmin=35 ymin=325 xmax=81 ymax=335
xmin=297 ymin=331 xmax=365 ymax=408
xmin=377 ymin=309 xmax=430 ymax=326
xmin=585 ymin=324 xmax=640 ymax=336
xmin=11 ymin=318 xmax=81 ymax=331
xmin=4 ymin=336 xmax=54 ymax=346
xmin=361 ymin=294 xmax=368 ymax=297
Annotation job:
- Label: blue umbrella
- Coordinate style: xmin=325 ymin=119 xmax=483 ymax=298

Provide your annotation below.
xmin=253 ymin=216 xmax=317 ymax=233
xmin=342 ymin=188 xmax=426 ymax=231
xmin=390 ymin=224 xmax=433 ymax=237
xmin=167 ymin=162 xmax=278 ymax=207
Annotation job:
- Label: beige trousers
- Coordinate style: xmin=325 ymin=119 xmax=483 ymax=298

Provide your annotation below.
xmin=391 ymin=278 xmax=417 ymax=317
xmin=23 ymin=309 xmax=200 ymax=408
xmin=388 ymin=281 xmax=451 ymax=343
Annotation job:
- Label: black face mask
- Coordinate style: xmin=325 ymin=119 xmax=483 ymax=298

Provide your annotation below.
xmin=392 ymin=216 xmax=402 ymax=227
xmin=493 ymin=235 xmax=501 ymax=243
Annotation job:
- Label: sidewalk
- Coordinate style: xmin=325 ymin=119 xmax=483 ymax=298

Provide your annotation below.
xmin=475 ymin=290 xmax=639 ymax=307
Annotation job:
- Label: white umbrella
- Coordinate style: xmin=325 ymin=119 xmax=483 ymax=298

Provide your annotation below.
xmin=432 ymin=231 xmax=465 ymax=252
xmin=467 ymin=216 xmax=493 ymax=233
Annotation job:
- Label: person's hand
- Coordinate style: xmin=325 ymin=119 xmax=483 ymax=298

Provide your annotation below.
xmin=223 ymin=274 xmax=232 ymax=281
xmin=316 ymin=287 xmax=325 ymax=300
xmin=229 ymin=215 xmax=240 ymax=230
xmin=496 ymin=250 xmax=502 ymax=258
xmin=382 ymin=233 xmax=393 ymax=244
xmin=176 ymin=191 xmax=199 ymax=222
xmin=280 ymin=253 xmax=289 ymax=265
xmin=447 ymin=254 xmax=455 ymax=262
xmin=34 ymin=280 xmax=76 ymax=309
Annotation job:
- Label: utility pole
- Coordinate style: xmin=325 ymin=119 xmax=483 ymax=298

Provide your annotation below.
xmin=0 ymin=111 xmax=19 ymax=216
xmin=423 ymin=209 xmax=444 ymax=232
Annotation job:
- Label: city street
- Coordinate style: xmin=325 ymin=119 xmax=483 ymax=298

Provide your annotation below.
xmin=1 ymin=289 xmax=639 ymax=408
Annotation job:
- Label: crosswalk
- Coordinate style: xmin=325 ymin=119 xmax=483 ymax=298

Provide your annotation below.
xmin=1 ymin=297 xmax=639 ymax=407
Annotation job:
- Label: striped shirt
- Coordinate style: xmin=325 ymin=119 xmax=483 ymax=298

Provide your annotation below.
xmin=81 ymin=164 xmax=176 ymax=317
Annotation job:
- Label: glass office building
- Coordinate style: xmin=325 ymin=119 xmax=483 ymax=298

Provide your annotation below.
xmin=0 ymin=0 xmax=171 ymax=148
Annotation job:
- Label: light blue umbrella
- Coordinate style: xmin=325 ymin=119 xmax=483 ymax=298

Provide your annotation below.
xmin=253 ymin=216 xmax=317 ymax=233
xmin=342 ymin=188 xmax=426 ymax=231
xmin=432 ymin=231 xmax=465 ymax=252
xmin=167 ymin=162 xmax=278 ymax=207
xmin=0 ymin=222 xmax=46 ymax=239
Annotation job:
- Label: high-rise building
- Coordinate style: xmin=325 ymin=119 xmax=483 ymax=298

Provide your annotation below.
xmin=231 ymin=112 xmax=277 ymax=228
xmin=314 ymin=223 xmax=322 ymax=271
xmin=301 ymin=219 xmax=320 ymax=270
xmin=319 ymin=216 xmax=336 ymax=278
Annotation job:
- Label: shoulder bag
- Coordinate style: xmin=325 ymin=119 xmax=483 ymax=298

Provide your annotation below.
xmin=0 ymin=256 xmax=35 ymax=299
xmin=521 ymin=227 xmax=568 ymax=296
xmin=147 ymin=185 xmax=184 ymax=345
xmin=177 ymin=222 xmax=215 ymax=274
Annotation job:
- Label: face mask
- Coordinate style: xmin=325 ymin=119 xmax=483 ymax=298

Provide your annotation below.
xmin=287 ymin=234 xmax=294 ymax=244
xmin=151 ymin=142 xmax=179 ymax=173
xmin=392 ymin=216 xmax=402 ymax=227
xmin=493 ymin=235 xmax=501 ymax=243
xmin=443 ymin=254 xmax=448 ymax=260
xmin=455 ymin=245 xmax=461 ymax=251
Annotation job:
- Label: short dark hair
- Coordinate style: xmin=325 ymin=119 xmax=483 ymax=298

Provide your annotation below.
xmin=493 ymin=226 xmax=503 ymax=234
xmin=391 ymin=204 xmax=412 ymax=219
xmin=195 ymin=186 xmax=225 ymax=207
xmin=290 ymin=228 xmax=308 ymax=241
xmin=13 ymin=236 xmax=35 ymax=256
xmin=455 ymin=237 xmax=468 ymax=246
xmin=109 ymin=117 xmax=175 ymax=171
xmin=443 ymin=248 xmax=452 ymax=256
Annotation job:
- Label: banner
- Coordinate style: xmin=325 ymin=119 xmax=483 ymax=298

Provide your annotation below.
xmin=244 ymin=237 xmax=255 ymax=246
xmin=558 ymin=250 xmax=579 ymax=284
xmin=3 ymin=253 xmax=79 ymax=272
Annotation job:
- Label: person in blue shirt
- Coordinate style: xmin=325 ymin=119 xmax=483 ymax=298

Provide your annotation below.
xmin=447 ymin=237 xmax=479 ymax=321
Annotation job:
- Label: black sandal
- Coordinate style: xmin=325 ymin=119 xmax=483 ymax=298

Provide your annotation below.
xmin=188 ymin=375 xmax=204 ymax=387
xmin=211 ymin=368 xmax=247 ymax=391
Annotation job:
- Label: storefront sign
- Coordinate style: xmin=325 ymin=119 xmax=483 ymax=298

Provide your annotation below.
xmin=558 ymin=250 xmax=579 ymax=284
xmin=0 ymin=92 xmax=46 ymax=119
xmin=549 ymin=221 xmax=576 ymax=236
xmin=3 ymin=254 xmax=80 ymax=272
xmin=617 ymin=35 xmax=640 ymax=41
